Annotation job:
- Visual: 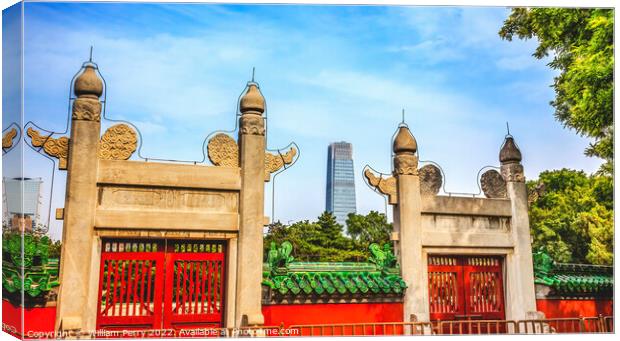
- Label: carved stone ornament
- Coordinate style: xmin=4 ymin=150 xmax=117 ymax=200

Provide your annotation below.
xmin=393 ymin=154 xmax=418 ymax=176
xmin=364 ymin=169 xmax=397 ymax=204
xmin=240 ymin=115 xmax=265 ymax=136
xmin=2 ymin=128 xmax=17 ymax=149
xmin=27 ymin=128 xmax=69 ymax=169
xmin=264 ymin=147 xmax=297 ymax=181
xmin=501 ymin=163 xmax=525 ymax=183
xmin=419 ymin=164 xmax=442 ymax=196
xmin=207 ymin=133 xmax=239 ymax=167
xmin=72 ymin=97 xmax=102 ymax=122
xmin=480 ymin=169 xmax=507 ymax=198
xmin=98 ymin=124 xmax=138 ymax=160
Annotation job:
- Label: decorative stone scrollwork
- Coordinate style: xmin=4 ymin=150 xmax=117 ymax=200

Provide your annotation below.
xmin=480 ymin=169 xmax=507 ymax=198
xmin=393 ymin=154 xmax=418 ymax=176
xmin=364 ymin=169 xmax=397 ymax=204
xmin=265 ymin=147 xmax=297 ymax=181
xmin=98 ymin=124 xmax=138 ymax=160
xmin=501 ymin=163 xmax=525 ymax=183
xmin=72 ymin=98 xmax=102 ymax=122
xmin=419 ymin=164 xmax=442 ymax=196
xmin=2 ymin=128 xmax=17 ymax=149
xmin=207 ymin=133 xmax=239 ymax=167
xmin=27 ymin=128 xmax=69 ymax=170
xmin=240 ymin=115 xmax=265 ymax=136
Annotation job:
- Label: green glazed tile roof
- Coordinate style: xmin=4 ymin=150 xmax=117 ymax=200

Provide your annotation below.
xmin=262 ymin=242 xmax=406 ymax=297
xmin=533 ymin=251 xmax=613 ymax=295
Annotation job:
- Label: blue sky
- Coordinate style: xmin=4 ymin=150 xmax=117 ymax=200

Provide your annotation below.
xmin=3 ymin=2 xmax=603 ymax=240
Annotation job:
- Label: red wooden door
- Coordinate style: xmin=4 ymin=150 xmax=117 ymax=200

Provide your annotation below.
xmin=463 ymin=257 xmax=504 ymax=320
xmin=163 ymin=241 xmax=226 ymax=332
xmin=96 ymin=239 xmax=226 ymax=334
xmin=428 ymin=255 xmax=505 ymax=322
xmin=96 ymin=240 xmax=165 ymax=331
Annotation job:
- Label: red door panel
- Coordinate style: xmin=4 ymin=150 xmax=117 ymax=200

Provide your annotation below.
xmin=428 ymin=255 xmax=505 ymax=322
xmin=96 ymin=240 xmax=165 ymax=331
xmin=428 ymin=256 xmax=464 ymax=321
xmin=463 ymin=257 xmax=504 ymax=320
xmin=96 ymin=239 xmax=226 ymax=335
xmin=163 ymin=241 xmax=226 ymax=333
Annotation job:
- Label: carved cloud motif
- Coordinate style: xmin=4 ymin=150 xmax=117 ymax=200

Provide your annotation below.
xmin=27 ymin=128 xmax=69 ymax=169
xmin=2 ymin=128 xmax=17 ymax=149
xmin=364 ymin=169 xmax=398 ymax=204
xmin=207 ymin=133 xmax=239 ymax=167
xmin=419 ymin=164 xmax=442 ymax=196
xmin=480 ymin=169 xmax=508 ymax=199
xmin=99 ymin=124 xmax=138 ymax=160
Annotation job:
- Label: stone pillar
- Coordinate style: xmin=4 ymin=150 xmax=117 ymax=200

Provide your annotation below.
xmin=55 ymin=63 xmax=104 ymax=335
xmin=500 ymin=136 xmax=537 ymax=319
xmin=235 ymin=83 xmax=266 ymax=327
xmin=391 ymin=126 xmax=428 ymax=323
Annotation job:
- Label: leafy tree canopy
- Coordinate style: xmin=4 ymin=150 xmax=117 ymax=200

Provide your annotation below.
xmin=500 ymin=8 xmax=614 ymax=174
xmin=264 ymin=211 xmax=392 ymax=262
xmin=528 ymin=169 xmax=613 ymax=265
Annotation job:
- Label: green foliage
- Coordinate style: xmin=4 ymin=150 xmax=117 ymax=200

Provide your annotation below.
xmin=346 ymin=211 xmax=392 ymax=251
xmin=264 ymin=211 xmax=392 ymax=262
xmin=528 ymin=169 xmax=613 ymax=265
xmin=500 ymin=9 xmax=614 ymax=174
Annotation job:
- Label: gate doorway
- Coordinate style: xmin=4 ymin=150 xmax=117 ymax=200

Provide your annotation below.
xmin=428 ymin=255 xmax=505 ymax=322
xmin=96 ymin=239 xmax=226 ymax=334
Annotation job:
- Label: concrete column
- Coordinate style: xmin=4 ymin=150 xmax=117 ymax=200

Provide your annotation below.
xmin=55 ymin=63 xmax=103 ymax=335
xmin=235 ymin=83 xmax=266 ymax=327
xmin=391 ymin=125 xmax=428 ymax=323
xmin=500 ymin=136 xmax=537 ymax=320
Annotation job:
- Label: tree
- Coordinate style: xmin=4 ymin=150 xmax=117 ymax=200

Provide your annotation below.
xmin=499 ymin=9 xmax=614 ymax=174
xmin=264 ymin=211 xmax=390 ymax=262
xmin=527 ymin=169 xmax=613 ymax=265
xmin=346 ymin=211 xmax=392 ymax=251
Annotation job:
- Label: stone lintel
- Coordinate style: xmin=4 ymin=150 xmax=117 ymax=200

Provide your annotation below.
xmin=95 ymin=229 xmax=238 ymax=240
xmin=94 ymin=210 xmax=239 ymax=231
xmin=421 ymin=231 xmax=515 ymax=248
xmin=98 ymin=159 xmax=241 ymax=191
xmin=422 ymin=195 xmax=512 ymax=217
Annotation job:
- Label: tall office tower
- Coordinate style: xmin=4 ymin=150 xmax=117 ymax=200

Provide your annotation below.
xmin=2 ymin=177 xmax=42 ymax=231
xmin=325 ymin=142 xmax=357 ymax=225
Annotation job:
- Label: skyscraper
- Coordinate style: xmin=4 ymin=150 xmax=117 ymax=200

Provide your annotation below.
xmin=325 ymin=142 xmax=356 ymax=225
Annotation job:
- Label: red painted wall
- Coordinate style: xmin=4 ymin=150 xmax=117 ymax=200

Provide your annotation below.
xmin=262 ymin=302 xmax=404 ymax=327
xmin=2 ymin=299 xmax=57 ymax=339
xmin=536 ymin=299 xmax=613 ymax=318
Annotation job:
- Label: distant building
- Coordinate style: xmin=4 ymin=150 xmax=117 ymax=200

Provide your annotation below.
xmin=2 ymin=177 xmax=42 ymax=231
xmin=325 ymin=142 xmax=356 ymax=224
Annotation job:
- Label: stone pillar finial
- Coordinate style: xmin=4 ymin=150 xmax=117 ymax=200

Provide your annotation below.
xmin=499 ymin=135 xmax=524 ymax=182
xmin=72 ymin=62 xmax=104 ymax=122
xmin=239 ymin=83 xmax=265 ymax=135
xmin=393 ymin=125 xmax=418 ymax=176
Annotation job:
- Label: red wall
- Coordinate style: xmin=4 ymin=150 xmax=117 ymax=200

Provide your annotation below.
xmin=2 ymin=299 xmax=57 ymax=339
xmin=262 ymin=302 xmax=404 ymax=327
xmin=536 ymin=299 xmax=613 ymax=318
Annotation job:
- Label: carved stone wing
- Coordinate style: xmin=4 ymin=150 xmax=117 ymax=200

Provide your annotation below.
xmin=364 ymin=168 xmax=397 ymax=204
xmin=207 ymin=133 xmax=239 ymax=167
xmin=99 ymin=124 xmax=138 ymax=160
xmin=2 ymin=128 xmax=17 ymax=149
xmin=27 ymin=128 xmax=69 ymax=170
xmin=264 ymin=147 xmax=297 ymax=181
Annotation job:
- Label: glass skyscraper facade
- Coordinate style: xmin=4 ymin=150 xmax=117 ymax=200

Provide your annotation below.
xmin=325 ymin=142 xmax=356 ymax=225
